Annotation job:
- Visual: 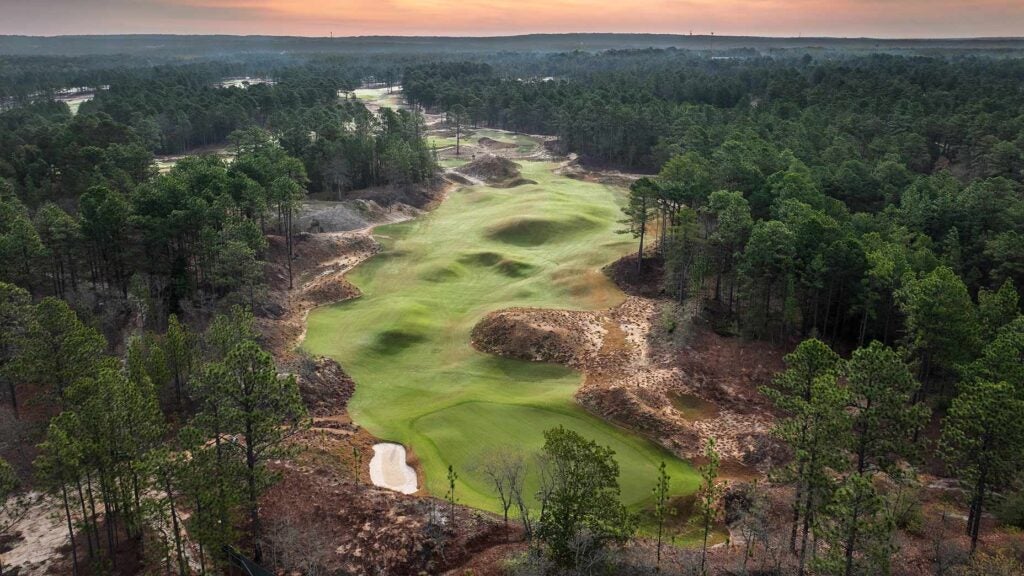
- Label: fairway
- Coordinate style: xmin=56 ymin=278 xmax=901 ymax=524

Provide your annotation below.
xmin=303 ymin=161 xmax=699 ymax=511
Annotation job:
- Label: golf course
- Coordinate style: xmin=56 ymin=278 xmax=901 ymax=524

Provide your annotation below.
xmin=304 ymin=146 xmax=698 ymax=513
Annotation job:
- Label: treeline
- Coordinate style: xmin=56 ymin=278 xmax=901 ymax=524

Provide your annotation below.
xmin=283 ymin=103 xmax=437 ymax=195
xmin=0 ymin=54 xmax=390 ymax=103
xmin=82 ymin=67 xmax=348 ymax=155
xmin=1 ymin=61 xmax=438 ymax=208
xmin=0 ymin=287 xmax=307 ymax=572
xmin=564 ymin=48 xmax=1024 ymax=573
xmin=753 ymin=330 xmax=1024 ymax=576
xmin=0 ymin=62 xmax=439 ymax=319
xmin=624 ymin=140 xmax=1024 ymax=569
xmin=0 ymin=128 xmax=305 ymax=321
xmin=0 ymin=53 xmax=443 ymax=575
xmin=403 ymin=52 xmax=1024 ymax=175
xmin=625 ymin=178 xmax=1024 ymax=573
xmin=625 ymin=153 xmax=1023 ymax=345
xmin=0 ymin=101 xmax=154 ymax=205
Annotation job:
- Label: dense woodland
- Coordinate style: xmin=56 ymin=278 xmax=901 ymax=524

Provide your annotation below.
xmin=0 ymin=56 xmax=439 ymax=572
xmin=0 ymin=45 xmax=1023 ymax=575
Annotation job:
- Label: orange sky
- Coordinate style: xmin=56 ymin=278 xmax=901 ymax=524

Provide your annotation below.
xmin=3 ymin=0 xmax=1024 ymax=37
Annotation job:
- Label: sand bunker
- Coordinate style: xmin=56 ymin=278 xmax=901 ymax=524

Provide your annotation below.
xmin=369 ymin=443 xmax=418 ymax=494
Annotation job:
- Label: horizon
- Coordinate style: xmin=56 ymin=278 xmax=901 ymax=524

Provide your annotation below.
xmin=4 ymin=32 xmax=1024 ymax=41
xmin=4 ymin=1 xmax=1024 ymax=39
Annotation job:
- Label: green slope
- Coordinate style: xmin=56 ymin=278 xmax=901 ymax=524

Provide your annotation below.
xmin=303 ymin=161 xmax=699 ymax=512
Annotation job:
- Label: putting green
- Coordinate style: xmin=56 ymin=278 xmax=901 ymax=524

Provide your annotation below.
xmin=303 ymin=161 xmax=699 ymax=512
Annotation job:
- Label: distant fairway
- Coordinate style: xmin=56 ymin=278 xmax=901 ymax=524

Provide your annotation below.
xmin=304 ymin=161 xmax=699 ymax=511
xmin=429 ymin=129 xmax=539 ymax=153
xmin=351 ymin=86 xmax=406 ymax=111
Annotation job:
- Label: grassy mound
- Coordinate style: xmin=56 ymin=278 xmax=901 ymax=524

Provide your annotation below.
xmin=420 ymin=262 xmax=465 ymax=282
xmin=457 ymin=250 xmax=505 ymax=267
xmin=304 ymin=161 xmax=697 ymax=512
xmin=492 ymin=177 xmax=538 ymax=188
xmin=496 ymin=258 xmax=536 ymax=278
xmin=371 ymin=329 xmax=429 ymax=355
xmin=458 ymin=251 xmax=537 ymax=277
xmin=487 ymin=215 xmax=600 ymax=247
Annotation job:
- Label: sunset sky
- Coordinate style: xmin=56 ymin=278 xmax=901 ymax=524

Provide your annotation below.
xmin=3 ymin=0 xmax=1023 ymax=38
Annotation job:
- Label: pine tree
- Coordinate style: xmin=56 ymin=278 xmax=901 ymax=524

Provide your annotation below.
xmin=35 ymin=414 xmax=86 ymax=576
xmin=25 ymin=297 xmax=106 ymax=404
xmin=698 ymin=439 xmax=723 ymax=575
xmin=208 ymin=341 xmax=308 ymax=561
xmin=813 ymin=474 xmax=895 ymax=576
xmin=940 ymin=380 xmax=1024 ymax=553
xmin=761 ymin=338 xmax=849 ymax=576
xmin=898 ymin=266 xmax=979 ymax=389
xmin=845 ymin=341 xmax=929 ymax=475
xmin=622 ymin=177 xmax=658 ymax=276
xmin=165 ymin=314 xmax=195 ymax=410
xmin=976 ymin=279 xmax=1018 ymax=341
xmin=0 ymin=282 xmax=33 ymax=418
xmin=652 ymin=460 xmax=671 ymax=572
xmin=447 ymin=464 xmax=459 ymax=529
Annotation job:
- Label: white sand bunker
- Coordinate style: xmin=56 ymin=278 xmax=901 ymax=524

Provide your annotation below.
xmin=369 ymin=443 xmax=418 ymax=494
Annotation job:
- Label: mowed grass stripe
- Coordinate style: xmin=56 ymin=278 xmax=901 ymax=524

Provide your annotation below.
xmin=303 ymin=161 xmax=699 ymax=512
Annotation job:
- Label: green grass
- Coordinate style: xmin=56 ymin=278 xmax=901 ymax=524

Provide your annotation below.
xmin=352 ymin=87 xmax=406 ymax=110
xmin=428 ymin=129 xmax=540 ymax=153
xmin=473 ymin=129 xmax=540 ymax=151
xmin=303 ymin=161 xmax=699 ymax=512
xmin=427 ymin=136 xmax=462 ymax=149
xmin=438 ymin=157 xmax=469 ymax=169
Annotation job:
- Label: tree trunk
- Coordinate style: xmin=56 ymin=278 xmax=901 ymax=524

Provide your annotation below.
xmin=969 ymin=455 xmax=989 ymax=555
xmin=85 ymin=472 xmax=102 ymax=559
xmin=195 ymin=496 xmax=207 ymax=575
xmin=798 ymin=492 xmax=813 ymax=576
xmin=173 ymin=366 xmax=183 ymax=412
xmin=843 ymin=499 xmax=861 ymax=576
xmin=286 ymin=207 xmax=294 ymax=291
xmin=101 ymin=483 xmax=116 ymax=565
xmin=858 ymin=307 xmax=869 ymax=347
xmin=790 ymin=476 xmax=804 ymax=554
xmin=245 ymin=420 xmax=262 ymax=562
xmin=701 ymin=514 xmax=711 ymax=575
xmin=5 ymin=378 xmax=17 ymax=420
xmin=636 ymin=218 xmax=646 ymax=278
xmin=61 ymin=483 xmax=80 ymax=576
xmin=164 ymin=472 xmax=188 ymax=576
xmin=75 ymin=479 xmax=95 ymax=559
